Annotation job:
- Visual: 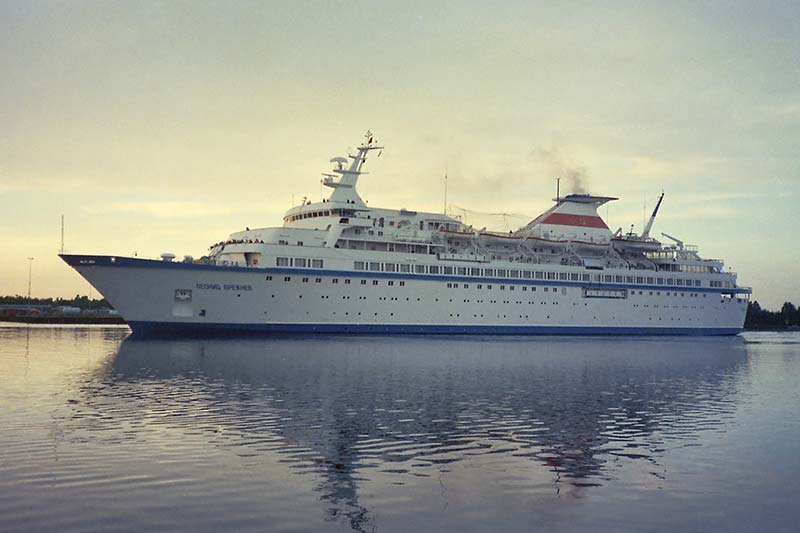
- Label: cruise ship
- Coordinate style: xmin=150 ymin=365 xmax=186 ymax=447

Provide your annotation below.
xmin=61 ymin=132 xmax=750 ymax=336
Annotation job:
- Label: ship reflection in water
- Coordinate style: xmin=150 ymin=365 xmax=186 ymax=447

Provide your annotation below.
xmin=72 ymin=335 xmax=747 ymax=530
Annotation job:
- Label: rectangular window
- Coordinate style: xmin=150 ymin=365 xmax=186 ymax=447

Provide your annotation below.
xmin=311 ymin=259 xmax=323 ymax=268
xmin=535 ymin=271 xmax=545 ymax=279
xmin=570 ymin=273 xmax=580 ymax=281
xmin=443 ymin=266 xmax=454 ymax=275
xmin=471 ymin=268 xmax=481 ymax=276
xmin=496 ymin=269 xmax=507 ymax=277
xmin=294 ymin=258 xmax=307 ymax=268
xmin=415 ymin=265 xmax=426 ymax=274
xmin=276 ymin=257 xmax=290 ymax=266
xmin=636 ymin=277 xmax=644 ymax=284
xmin=523 ymin=271 xmax=533 ymax=279
xmin=344 ymin=279 xmax=351 ymax=284
xmin=582 ymin=274 xmax=591 ymax=282
xmin=400 ymin=264 xmax=411 ymax=273
xmin=560 ymin=273 xmax=569 ymax=281
xmin=615 ymin=276 xmax=624 ymax=283
xmin=457 ymin=267 xmax=468 ymax=276
xmin=384 ymin=263 xmax=396 ymax=272
xmin=369 ymin=262 xmax=381 ymax=271
xmin=547 ymin=272 xmax=557 ymax=280
xmin=646 ymin=277 xmax=654 ymax=284
xmin=510 ymin=270 xmax=520 ymax=278
xmin=483 ymin=268 xmax=495 ymax=277
xmin=604 ymin=275 xmax=613 ymax=282
xmin=360 ymin=280 xmax=367 ymax=285
xmin=332 ymin=278 xmax=338 ymax=284
xmin=429 ymin=265 xmax=440 ymax=274
xmin=354 ymin=261 xmax=365 ymax=270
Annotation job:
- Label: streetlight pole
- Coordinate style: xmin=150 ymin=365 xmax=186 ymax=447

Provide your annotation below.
xmin=27 ymin=257 xmax=34 ymax=302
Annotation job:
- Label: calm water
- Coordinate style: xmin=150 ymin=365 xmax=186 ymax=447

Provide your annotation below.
xmin=1 ymin=325 xmax=799 ymax=532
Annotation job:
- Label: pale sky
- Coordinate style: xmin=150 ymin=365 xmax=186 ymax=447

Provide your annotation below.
xmin=1 ymin=1 xmax=798 ymax=309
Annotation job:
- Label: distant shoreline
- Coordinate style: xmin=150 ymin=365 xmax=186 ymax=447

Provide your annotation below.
xmin=0 ymin=316 xmax=127 ymax=325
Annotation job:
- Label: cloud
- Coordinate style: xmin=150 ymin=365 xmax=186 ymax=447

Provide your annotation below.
xmin=86 ymin=201 xmax=235 ymax=218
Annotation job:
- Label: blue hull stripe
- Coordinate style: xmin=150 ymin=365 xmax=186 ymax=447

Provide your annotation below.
xmin=60 ymin=254 xmax=751 ymax=296
xmin=128 ymin=320 xmax=742 ymax=338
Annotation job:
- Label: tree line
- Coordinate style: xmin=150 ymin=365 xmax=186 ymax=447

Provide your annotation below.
xmin=746 ymin=301 xmax=799 ymax=328
xmin=0 ymin=295 xmax=112 ymax=310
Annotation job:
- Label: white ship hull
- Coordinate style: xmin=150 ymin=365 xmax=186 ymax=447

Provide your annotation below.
xmin=62 ymin=255 xmax=748 ymax=337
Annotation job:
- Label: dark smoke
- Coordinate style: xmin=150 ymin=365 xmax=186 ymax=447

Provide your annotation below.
xmin=530 ymin=146 xmax=590 ymax=195
xmin=564 ymin=166 xmax=588 ymax=194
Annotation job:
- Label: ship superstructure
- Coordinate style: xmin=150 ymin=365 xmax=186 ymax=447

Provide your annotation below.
xmin=62 ymin=132 xmax=750 ymax=336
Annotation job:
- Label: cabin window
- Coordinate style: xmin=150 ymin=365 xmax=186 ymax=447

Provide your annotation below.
xmin=294 ymin=258 xmax=307 ymax=268
xmin=429 ymin=266 xmax=440 ymax=274
xmin=484 ymin=269 xmax=495 ymax=277
xmin=354 ymin=261 xmax=365 ymax=270
xmin=496 ymin=269 xmax=507 ymax=277
xmin=457 ymin=267 xmax=467 ymax=275
xmin=384 ymin=263 xmax=396 ymax=272
xmin=443 ymin=266 xmax=454 ymax=275
xmin=400 ymin=264 xmax=411 ymax=273
xmin=276 ymin=257 xmax=289 ymax=266
xmin=369 ymin=262 xmax=381 ymax=271
xmin=560 ymin=273 xmax=569 ymax=281
xmin=471 ymin=268 xmax=481 ymax=276
xmin=415 ymin=265 xmax=426 ymax=274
